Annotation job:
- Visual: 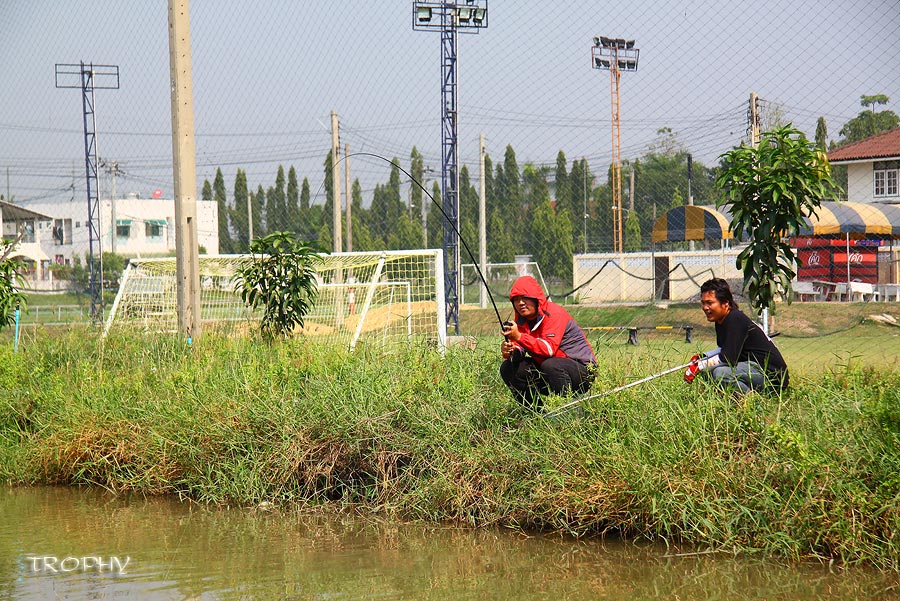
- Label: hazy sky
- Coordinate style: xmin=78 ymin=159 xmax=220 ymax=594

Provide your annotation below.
xmin=1 ymin=0 xmax=898 ymax=206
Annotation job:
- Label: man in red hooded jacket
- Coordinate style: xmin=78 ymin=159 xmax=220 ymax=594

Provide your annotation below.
xmin=500 ymin=275 xmax=597 ymax=411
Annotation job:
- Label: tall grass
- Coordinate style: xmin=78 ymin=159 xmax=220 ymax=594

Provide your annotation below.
xmin=1 ymin=330 xmax=899 ymax=569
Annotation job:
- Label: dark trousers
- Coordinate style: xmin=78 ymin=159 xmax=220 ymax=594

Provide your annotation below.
xmin=500 ymin=356 xmax=594 ymax=411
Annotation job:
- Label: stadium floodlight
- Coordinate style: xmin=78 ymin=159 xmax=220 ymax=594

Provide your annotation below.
xmin=412 ymin=0 xmax=488 ymax=336
xmin=417 ymin=6 xmax=432 ymax=22
xmin=592 ymin=35 xmax=640 ymax=254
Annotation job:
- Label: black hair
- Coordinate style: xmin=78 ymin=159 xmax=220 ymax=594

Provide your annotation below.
xmin=700 ymin=278 xmax=738 ymax=310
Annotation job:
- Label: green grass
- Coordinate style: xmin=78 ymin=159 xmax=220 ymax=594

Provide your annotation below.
xmin=1 ymin=329 xmax=900 ymax=570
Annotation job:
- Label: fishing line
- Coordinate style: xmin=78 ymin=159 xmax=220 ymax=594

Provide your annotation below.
xmin=318 ymin=151 xmax=507 ymax=330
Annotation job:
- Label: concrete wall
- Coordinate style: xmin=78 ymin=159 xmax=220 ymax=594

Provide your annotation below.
xmin=573 ymin=249 xmax=743 ymax=304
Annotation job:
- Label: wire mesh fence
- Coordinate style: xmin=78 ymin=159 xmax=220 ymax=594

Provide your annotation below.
xmin=2 ymin=1 xmax=900 ymax=372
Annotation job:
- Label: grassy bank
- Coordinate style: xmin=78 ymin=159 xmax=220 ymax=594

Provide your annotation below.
xmin=1 ymin=330 xmax=899 ymax=570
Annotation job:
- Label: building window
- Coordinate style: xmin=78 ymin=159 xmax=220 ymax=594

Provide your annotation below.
xmin=874 ymin=160 xmax=899 ymax=198
xmin=52 ymin=218 xmax=73 ymax=245
xmin=145 ymin=219 xmax=165 ymax=239
xmin=116 ymin=219 xmax=132 ymax=239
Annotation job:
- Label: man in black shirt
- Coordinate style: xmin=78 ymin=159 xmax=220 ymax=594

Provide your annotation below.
xmin=684 ymin=278 xmax=789 ymax=393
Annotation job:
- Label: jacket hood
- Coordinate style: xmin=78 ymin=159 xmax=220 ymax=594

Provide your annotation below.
xmin=509 ymin=275 xmax=549 ymax=314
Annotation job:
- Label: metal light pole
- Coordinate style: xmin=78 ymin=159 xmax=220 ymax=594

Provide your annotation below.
xmin=413 ymin=0 xmax=488 ymax=335
xmin=55 ymin=62 xmax=119 ymax=323
xmin=592 ymin=36 xmax=639 ymax=254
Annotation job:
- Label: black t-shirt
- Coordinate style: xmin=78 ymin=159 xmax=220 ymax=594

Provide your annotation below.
xmin=715 ymin=308 xmax=789 ymax=389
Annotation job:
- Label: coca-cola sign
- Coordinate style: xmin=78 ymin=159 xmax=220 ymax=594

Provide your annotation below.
xmin=806 ymin=251 xmax=822 ymax=266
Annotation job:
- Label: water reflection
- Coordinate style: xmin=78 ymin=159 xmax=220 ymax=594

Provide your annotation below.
xmin=1 ymin=486 xmax=897 ymax=600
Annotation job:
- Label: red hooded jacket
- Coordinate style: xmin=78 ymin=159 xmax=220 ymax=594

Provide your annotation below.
xmin=508 ymin=276 xmax=596 ymax=367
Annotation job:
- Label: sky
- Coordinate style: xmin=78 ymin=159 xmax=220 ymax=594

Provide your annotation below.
xmin=1 ymin=0 xmax=898 ymax=207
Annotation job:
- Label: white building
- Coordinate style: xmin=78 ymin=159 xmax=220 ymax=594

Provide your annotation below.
xmin=20 ymin=195 xmax=219 ymax=271
xmin=1 ymin=200 xmax=53 ymax=286
xmin=829 ymin=126 xmax=900 ymax=204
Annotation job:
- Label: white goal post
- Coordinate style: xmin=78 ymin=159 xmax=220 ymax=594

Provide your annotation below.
xmin=103 ymin=249 xmax=446 ymax=349
xmin=459 ymin=261 xmax=547 ymax=306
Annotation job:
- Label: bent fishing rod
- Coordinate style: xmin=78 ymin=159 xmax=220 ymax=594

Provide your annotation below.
xmin=543 ymin=362 xmax=692 ymax=419
xmin=334 ymin=151 xmax=508 ymax=331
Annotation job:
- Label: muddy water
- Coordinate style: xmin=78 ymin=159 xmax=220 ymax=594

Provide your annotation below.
xmin=1 ymin=486 xmax=896 ymax=600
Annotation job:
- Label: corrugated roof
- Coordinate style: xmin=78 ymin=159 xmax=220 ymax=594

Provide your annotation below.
xmin=651 ymin=201 xmax=900 ymax=242
xmin=828 ymin=127 xmax=900 ymax=163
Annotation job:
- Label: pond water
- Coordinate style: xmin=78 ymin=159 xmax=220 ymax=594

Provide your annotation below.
xmin=1 ymin=486 xmax=896 ymax=600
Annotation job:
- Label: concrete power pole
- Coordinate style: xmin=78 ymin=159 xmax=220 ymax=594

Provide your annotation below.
xmin=330 ymin=111 xmax=342 ymax=254
xmin=167 ymin=0 xmax=201 ymax=342
xmin=101 ymin=160 xmax=124 ymax=253
xmin=749 ymin=91 xmax=768 ymax=335
xmin=344 ymin=143 xmax=352 ymax=252
xmin=478 ymin=134 xmax=487 ymax=309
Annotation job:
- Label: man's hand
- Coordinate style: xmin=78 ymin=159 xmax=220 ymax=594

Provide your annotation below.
xmin=501 ymin=338 xmax=517 ymax=360
xmin=683 ymin=352 xmax=722 ymax=383
xmin=502 ymin=321 xmax=521 ymax=342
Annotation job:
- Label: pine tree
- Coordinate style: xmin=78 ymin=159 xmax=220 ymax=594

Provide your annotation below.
xmin=287 ymin=166 xmax=299 ymax=233
xmin=231 ymin=168 xmax=249 ymax=250
xmin=624 ymin=208 xmax=642 ymax=252
xmin=254 ymin=184 xmax=266 ymax=237
xmin=815 ymin=116 xmax=828 ymax=150
xmin=201 ymin=179 xmax=213 ymax=201
xmin=213 ymin=168 xmax=232 ymax=253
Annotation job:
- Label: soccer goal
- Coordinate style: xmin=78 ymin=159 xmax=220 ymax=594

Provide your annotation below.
xmin=103 ymin=249 xmax=446 ymax=349
xmin=459 ymin=261 xmax=547 ymax=306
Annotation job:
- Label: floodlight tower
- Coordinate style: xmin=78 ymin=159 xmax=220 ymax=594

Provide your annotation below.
xmin=55 ymin=62 xmax=120 ymax=322
xmin=413 ymin=0 xmax=488 ymax=335
xmin=592 ymin=37 xmax=638 ymax=254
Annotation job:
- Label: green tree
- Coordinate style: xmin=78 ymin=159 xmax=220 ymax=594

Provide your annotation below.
xmin=624 ymin=208 xmax=642 ymax=252
xmin=458 ymin=164 xmax=478 ymax=261
xmin=815 ymin=116 xmax=828 ymax=150
xmin=503 ymin=146 xmax=522 ymax=247
xmin=410 ymin=147 xmax=425 ymax=227
xmin=426 ymin=181 xmax=443 ymax=250
xmin=837 ymin=95 xmax=900 ymax=145
xmin=287 ymin=166 xmax=299 ymax=232
xmin=530 ymin=199 xmax=573 ymax=283
xmin=554 ymin=150 xmax=572 ymax=217
xmin=266 ymin=165 xmax=286 ymax=231
xmin=213 ymin=168 xmax=231 ymax=254
xmin=253 ymin=184 xmax=266 ymax=237
xmin=0 ymin=241 xmax=26 ymax=329
xmin=235 ymin=231 xmax=324 ymax=342
xmin=716 ymin=125 xmax=838 ymax=313
xmin=231 ymin=169 xmax=249 ymax=250
xmin=201 ymin=179 xmax=212 ymax=201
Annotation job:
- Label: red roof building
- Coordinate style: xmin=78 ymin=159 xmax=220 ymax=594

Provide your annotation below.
xmin=829 ymin=127 xmax=900 ymax=204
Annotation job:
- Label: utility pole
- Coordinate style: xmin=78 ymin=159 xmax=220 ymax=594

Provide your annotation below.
xmin=168 ymin=0 xmax=202 ymax=342
xmin=478 ymin=134 xmax=487 ymax=309
xmin=749 ymin=91 xmax=768 ymax=335
xmin=344 ymin=143 xmax=352 ymax=252
xmin=100 ymin=159 xmax=125 ymax=253
xmin=330 ymin=110 xmax=342 ymax=254
xmin=55 ymin=61 xmax=119 ymax=323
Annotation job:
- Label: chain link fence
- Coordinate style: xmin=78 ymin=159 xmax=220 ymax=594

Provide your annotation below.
xmin=2 ymin=1 xmax=900 ymax=371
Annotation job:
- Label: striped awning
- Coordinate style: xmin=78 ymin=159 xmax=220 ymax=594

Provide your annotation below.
xmin=651 ymin=205 xmax=733 ymax=243
xmin=799 ymin=201 xmax=900 ymax=237
xmin=651 ymin=201 xmax=900 ymax=243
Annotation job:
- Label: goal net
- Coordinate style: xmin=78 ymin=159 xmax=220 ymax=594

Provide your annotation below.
xmin=459 ymin=261 xmax=547 ymax=305
xmin=103 ymin=249 xmax=446 ymax=349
